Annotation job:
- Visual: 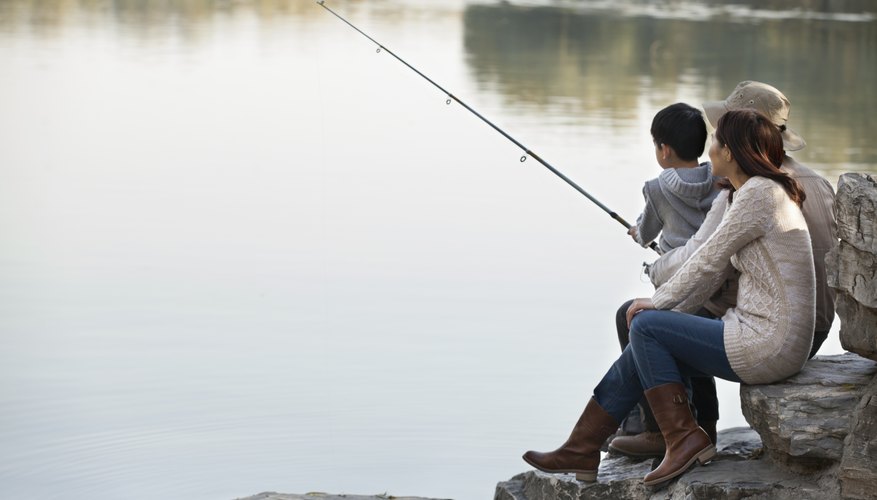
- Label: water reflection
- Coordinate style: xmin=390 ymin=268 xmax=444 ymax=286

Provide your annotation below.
xmin=2 ymin=0 xmax=874 ymax=178
xmin=462 ymin=2 xmax=877 ymax=175
xmin=1 ymin=1 xmax=875 ymax=500
xmin=493 ymin=0 xmax=877 ymax=22
xmin=0 ymin=0 xmax=467 ymax=37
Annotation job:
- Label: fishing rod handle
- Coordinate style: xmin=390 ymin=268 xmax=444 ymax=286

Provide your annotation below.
xmin=609 ymin=212 xmax=661 ymax=253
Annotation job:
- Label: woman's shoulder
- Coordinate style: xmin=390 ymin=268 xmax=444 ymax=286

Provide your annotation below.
xmin=741 ymin=175 xmax=781 ymax=189
xmin=734 ymin=176 xmax=784 ymax=205
xmin=735 ymin=176 xmax=807 ymax=235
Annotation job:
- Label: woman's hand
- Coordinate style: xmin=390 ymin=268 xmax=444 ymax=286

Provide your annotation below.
xmin=626 ymin=298 xmax=655 ymax=328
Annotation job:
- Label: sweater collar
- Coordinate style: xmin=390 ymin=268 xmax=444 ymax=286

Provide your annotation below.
xmin=657 ymin=162 xmax=716 ymax=199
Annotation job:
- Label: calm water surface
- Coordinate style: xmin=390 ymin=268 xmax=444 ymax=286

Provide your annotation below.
xmin=1 ymin=1 xmax=875 ymax=499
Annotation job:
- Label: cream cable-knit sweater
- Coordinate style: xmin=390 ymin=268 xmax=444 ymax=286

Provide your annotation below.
xmin=651 ymin=176 xmax=816 ymax=384
xmin=648 ymin=158 xmax=836 ymax=333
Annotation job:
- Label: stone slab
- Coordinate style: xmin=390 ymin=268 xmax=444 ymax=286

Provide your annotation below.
xmin=740 ymin=353 xmax=877 ymax=470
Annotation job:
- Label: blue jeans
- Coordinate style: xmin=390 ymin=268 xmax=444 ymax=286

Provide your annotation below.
xmin=593 ymin=309 xmax=742 ymax=423
xmin=615 ymin=300 xmax=720 ymax=426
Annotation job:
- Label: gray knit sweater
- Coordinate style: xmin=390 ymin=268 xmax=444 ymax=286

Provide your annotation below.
xmin=635 ymin=163 xmax=721 ymax=253
xmin=651 ymin=176 xmax=816 ymax=384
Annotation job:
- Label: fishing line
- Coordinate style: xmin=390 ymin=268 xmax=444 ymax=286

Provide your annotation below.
xmin=317 ymin=0 xmax=660 ymax=254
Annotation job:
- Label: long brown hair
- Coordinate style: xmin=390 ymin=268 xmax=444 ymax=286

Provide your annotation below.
xmin=715 ymin=109 xmax=806 ymax=207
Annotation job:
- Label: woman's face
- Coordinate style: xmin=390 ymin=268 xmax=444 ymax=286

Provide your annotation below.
xmin=708 ymin=132 xmax=732 ymax=178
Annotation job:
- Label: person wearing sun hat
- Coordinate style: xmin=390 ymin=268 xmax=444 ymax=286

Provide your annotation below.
xmin=608 ymin=81 xmax=838 ymax=460
xmin=700 ymin=81 xmax=836 ymax=349
xmin=702 ymin=81 xmax=808 ymax=152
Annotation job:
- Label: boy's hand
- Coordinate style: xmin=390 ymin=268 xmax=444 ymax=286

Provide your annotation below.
xmin=628 ymin=226 xmax=638 ymax=241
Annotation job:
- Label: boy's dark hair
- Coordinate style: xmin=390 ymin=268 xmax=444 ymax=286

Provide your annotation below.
xmin=650 ymin=103 xmax=707 ymax=161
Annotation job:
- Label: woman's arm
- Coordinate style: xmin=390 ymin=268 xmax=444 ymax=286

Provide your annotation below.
xmin=647 ymin=190 xmax=729 ymax=287
xmin=651 ymin=179 xmax=775 ymax=312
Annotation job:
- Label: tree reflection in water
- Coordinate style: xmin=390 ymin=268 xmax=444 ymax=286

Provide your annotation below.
xmin=462 ymin=1 xmax=876 ymax=176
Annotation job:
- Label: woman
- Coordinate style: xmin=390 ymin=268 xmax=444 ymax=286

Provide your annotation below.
xmin=522 ymin=109 xmax=815 ymax=486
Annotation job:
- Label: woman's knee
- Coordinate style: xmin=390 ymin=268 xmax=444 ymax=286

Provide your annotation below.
xmin=630 ymin=309 xmax=660 ymax=340
xmin=628 ymin=310 xmax=661 ymax=347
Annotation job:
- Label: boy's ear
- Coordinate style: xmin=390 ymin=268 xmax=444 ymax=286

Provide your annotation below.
xmin=660 ymin=143 xmax=674 ymax=161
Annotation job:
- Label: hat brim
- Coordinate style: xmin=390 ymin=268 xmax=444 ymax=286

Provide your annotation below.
xmin=702 ymin=100 xmax=807 ymax=151
xmin=702 ymin=100 xmax=727 ymax=128
xmin=782 ymin=127 xmax=806 ymax=152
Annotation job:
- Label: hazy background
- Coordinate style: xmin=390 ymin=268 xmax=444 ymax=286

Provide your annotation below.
xmin=1 ymin=0 xmax=875 ymax=499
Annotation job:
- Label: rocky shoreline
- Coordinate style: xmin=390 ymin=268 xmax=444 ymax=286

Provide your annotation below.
xmin=496 ymin=352 xmax=875 ymax=500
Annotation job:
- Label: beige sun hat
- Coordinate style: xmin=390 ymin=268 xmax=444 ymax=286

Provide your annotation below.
xmin=703 ymin=81 xmax=806 ymax=151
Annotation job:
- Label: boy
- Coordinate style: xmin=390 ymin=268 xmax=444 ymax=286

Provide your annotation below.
xmin=629 ymin=103 xmax=720 ymax=253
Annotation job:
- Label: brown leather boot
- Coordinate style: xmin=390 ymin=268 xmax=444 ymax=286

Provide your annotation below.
xmin=608 ymin=431 xmax=666 ymax=458
xmin=522 ymin=397 xmax=619 ymax=481
xmin=642 ymin=383 xmax=716 ymax=486
xmin=609 ymin=420 xmax=718 ymax=458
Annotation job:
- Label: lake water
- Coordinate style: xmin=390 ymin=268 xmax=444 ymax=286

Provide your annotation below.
xmin=1 ymin=1 xmax=875 ymax=499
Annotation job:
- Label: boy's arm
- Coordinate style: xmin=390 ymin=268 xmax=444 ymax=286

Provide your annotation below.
xmin=634 ymin=182 xmax=664 ymax=248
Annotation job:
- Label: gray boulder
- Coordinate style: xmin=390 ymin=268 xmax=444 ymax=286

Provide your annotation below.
xmin=833 ymin=173 xmax=877 ymax=254
xmin=839 ymin=373 xmax=877 ymax=499
xmin=828 ymin=173 xmax=877 ymax=361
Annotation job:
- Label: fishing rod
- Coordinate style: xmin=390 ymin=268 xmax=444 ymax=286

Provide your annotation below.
xmin=317 ymin=0 xmax=660 ymax=254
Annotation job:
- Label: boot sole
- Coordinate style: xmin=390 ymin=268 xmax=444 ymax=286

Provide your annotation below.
xmin=521 ymin=455 xmax=598 ymax=482
xmin=643 ymin=445 xmax=716 ymax=487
